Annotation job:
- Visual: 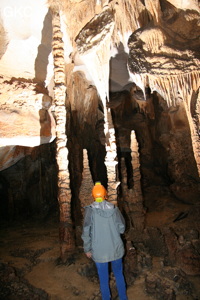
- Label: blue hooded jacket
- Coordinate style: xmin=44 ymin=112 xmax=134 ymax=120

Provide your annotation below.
xmin=81 ymin=200 xmax=125 ymax=263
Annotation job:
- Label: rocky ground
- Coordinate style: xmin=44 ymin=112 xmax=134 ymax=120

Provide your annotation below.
xmin=0 ymin=195 xmax=200 ymax=300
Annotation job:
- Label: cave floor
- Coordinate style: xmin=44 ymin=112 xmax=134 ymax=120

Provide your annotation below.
xmin=0 ymin=196 xmax=199 ymax=300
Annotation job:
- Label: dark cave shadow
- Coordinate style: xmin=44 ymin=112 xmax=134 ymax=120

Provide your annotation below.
xmin=117 ymin=148 xmax=134 ymax=190
xmin=39 ymin=103 xmax=54 ymax=146
xmin=34 ymin=9 xmax=52 ymax=82
xmin=36 ymin=10 xmax=54 ymax=156
xmin=0 ymin=175 xmax=9 ymax=221
xmin=109 ymin=42 xmax=131 ymax=92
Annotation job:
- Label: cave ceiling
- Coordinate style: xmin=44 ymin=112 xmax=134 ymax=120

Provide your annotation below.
xmin=0 ymin=0 xmax=199 ymax=171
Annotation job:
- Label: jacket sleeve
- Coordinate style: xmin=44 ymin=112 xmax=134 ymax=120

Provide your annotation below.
xmin=115 ymin=207 xmax=126 ymax=234
xmin=81 ymin=207 xmax=93 ymax=253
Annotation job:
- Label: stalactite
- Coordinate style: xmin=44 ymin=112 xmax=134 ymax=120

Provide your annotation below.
xmin=51 ymin=9 xmax=75 ymax=262
xmin=128 ymin=73 xmax=148 ymax=99
xmin=144 ymin=0 xmax=162 ymax=24
xmin=129 ymin=71 xmax=200 ymax=109
xmin=111 ymin=0 xmax=148 ymax=44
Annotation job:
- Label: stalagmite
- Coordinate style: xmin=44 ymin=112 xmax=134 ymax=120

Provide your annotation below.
xmin=130 ymin=132 xmax=143 ymax=199
xmin=51 ymin=8 xmax=75 ymax=261
xmin=79 ymin=149 xmax=94 ymax=213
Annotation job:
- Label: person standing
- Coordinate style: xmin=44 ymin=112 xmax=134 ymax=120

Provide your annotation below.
xmin=81 ymin=181 xmax=128 ymax=300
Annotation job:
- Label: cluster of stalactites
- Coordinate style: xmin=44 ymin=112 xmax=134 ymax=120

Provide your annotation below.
xmin=129 ymin=71 xmax=200 ymax=108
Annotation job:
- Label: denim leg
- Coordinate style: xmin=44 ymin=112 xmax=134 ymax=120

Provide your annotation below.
xmin=111 ymin=258 xmax=128 ymax=300
xmin=95 ymin=262 xmax=111 ymax=300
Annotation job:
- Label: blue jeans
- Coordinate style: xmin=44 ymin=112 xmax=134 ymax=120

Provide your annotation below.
xmin=95 ymin=258 xmax=128 ymax=300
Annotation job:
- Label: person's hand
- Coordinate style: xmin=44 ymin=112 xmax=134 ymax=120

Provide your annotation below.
xmin=85 ymin=252 xmax=92 ymax=258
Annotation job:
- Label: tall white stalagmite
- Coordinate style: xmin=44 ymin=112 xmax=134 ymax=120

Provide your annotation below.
xmin=104 ymin=108 xmax=119 ymax=204
xmin=51 ymin=9 xmax=75 ymax=262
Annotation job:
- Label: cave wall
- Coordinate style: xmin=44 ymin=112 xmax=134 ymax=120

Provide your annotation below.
xmin=150 ymin=93 xmax=200 ymax=203
xmin=0 ymin=142 xmax=58 ymax=222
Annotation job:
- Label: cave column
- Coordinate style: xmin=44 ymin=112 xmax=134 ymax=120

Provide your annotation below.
xmin=104 ymin=108 xmax=119 ymax=205
xmin=129 ymin=130 xmax=145 ymax=231
xmin=51 ymin=8 xmax=75 ymax=261
xmin=118 ymin=130 xmax=145 ymax=231
xmin=79 ymin=150 xmax=94 ymax=211
xmin=74 ymin=150 xmax=93 ymax=246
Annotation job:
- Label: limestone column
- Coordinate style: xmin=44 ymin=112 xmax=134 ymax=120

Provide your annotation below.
xmin=51 ymin=9 xmax=75 ymax=261
xmin=104 ymin=108 xmax=119 ymax=205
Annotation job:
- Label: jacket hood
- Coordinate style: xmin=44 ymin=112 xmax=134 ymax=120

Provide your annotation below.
xmin=94 ymin=207 xmax=116 ymax=218
xmin=90 ymin=200 xmax=116 ymax=218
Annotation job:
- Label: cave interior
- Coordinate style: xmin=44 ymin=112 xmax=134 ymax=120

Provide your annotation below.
xmin=0 ymin=0 xmax=200 ymax=299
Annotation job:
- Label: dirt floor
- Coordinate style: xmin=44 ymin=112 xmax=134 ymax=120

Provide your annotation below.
xmin=0 ymin=196 xmax=199 ymax=300
xmin=0 ymin=218 xmax=154 ymax=300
